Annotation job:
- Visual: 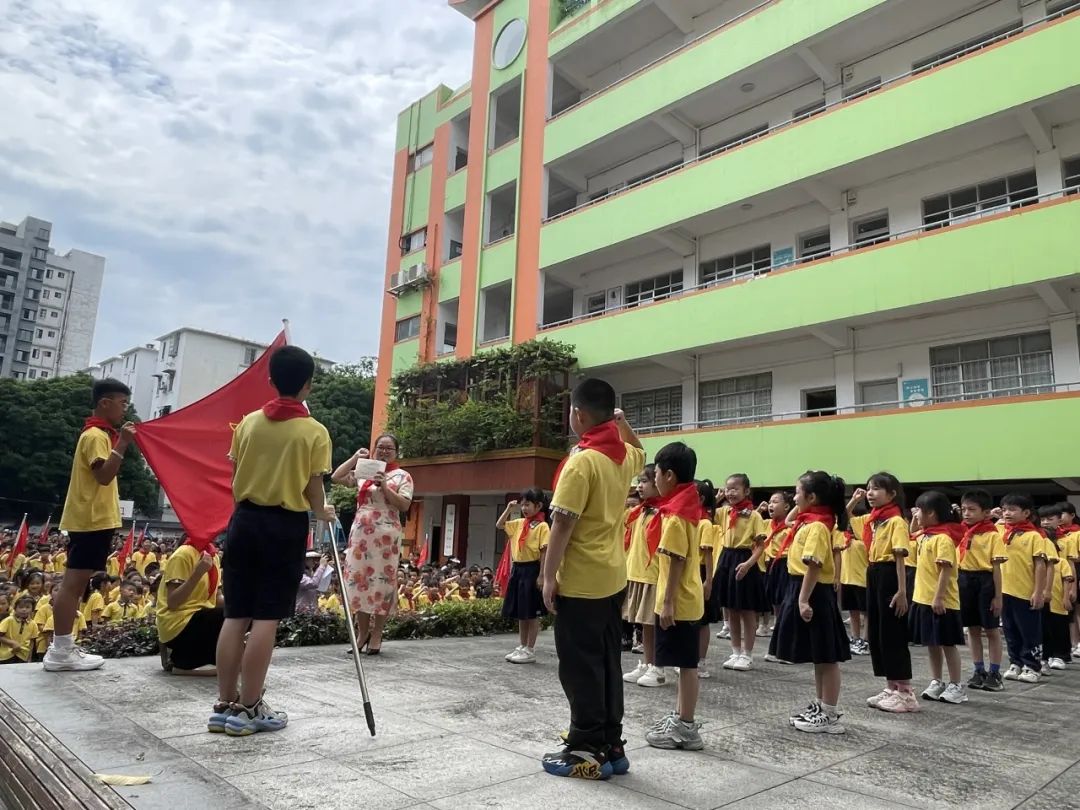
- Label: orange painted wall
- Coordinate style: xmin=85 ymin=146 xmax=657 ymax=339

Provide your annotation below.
xmin=421 ymin=123 xmax=452 ymax=362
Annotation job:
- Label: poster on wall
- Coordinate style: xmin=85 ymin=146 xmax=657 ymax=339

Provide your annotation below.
xmin=901 ymin=378 xmax=930 ymax=407
xmin=772 ymin=246 xmax=795 ymax=269
xmin=443 ymin=504 xmax=456 ymax=557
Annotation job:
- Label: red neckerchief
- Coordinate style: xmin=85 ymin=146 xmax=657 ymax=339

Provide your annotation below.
xmin=357 ymin=461 xmax=401 ymax=507
xmin=772 ymin=507 xmax=836 ymax=569
xmin=624 ymin=498 xmax=658 ymax=551
xmin=766 ymin=519 xmax=792 ymax=570
xmin=1060 ymin=522 xmax=1080 ymax=535
xmin=184 ymin=538 xmax=219 ymax=598
xmin=921 ymin=522 xmax=966 ymax=548
xmin=645 ymin=483 xmax=701 ymax=564
xmin=726 ymin=500 xmax=754 ymax=530
xmin=959 ymin=519 xmax=997 ymax=561
xmin=552 ymin=421 xmax=627 ymax=489
xmin=82 ymin=416 xmax=119 ymax=446
xmin=862 ymin=503 xmax=902 ymax=551
xmin=262 ymin=398 xmax=309 ymax=421
xmin=517 ymin=513 xmax=546 ymax=551
xmin=1002 ymin=521 xmax=1047 ymax=545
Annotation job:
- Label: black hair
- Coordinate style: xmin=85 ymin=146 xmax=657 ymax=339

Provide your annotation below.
xmin=1038 ymin=504 xmax=1061 ymax=519
xmin=915 ymin=491 xmax=955 ymax=526
xmin=570 ymin=378 xmax=616 ymax=421
xmin=19 ymin=569 xmax=44 ymax=589
xmin=518 ymin=488 xmax=548 ymax=519
xmin=13 ymin=594 xmax=34 ymax=611
xmin=798 ymin=470 xmax=849 ymax=531
xmin=91 ymin=378 xmax=131 ymax=407
xmin=867 ymin=471 xmax=906 ymax=513
xmin=1000 ymin=493 xmax=1035 ymax=514
xmin=268 ymin=345 xmax=316 ymax=397
xmin=960 ymin=488 xmax=993 ymax=511
xmin=639 ymin=463 xmax=656 ymax=481
xmin=770 ymin=490 xmax=795 ymax=511
xmin=82 ymin=572 xmax=110 ymax=602
xmin=654 ymin=441 xmax=697 ymax=484
xmin=374 ymin=433 xmax=400 ymax=452
xmin=697 ymin=479 xmax=718 ymax=515
xmin=1059 ymin=502 xmax=1076 ymax=517
xmin=727 ymin=473 xmax=751 ymax=490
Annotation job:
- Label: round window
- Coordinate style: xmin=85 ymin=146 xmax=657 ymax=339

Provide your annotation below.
xmin=492 ymin=18 xmax=527 ymax=69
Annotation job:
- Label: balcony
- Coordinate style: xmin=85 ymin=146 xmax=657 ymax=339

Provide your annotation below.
xmin=541 ymin=9 xmax=1080 ymax=268
xmin=639 ymin=387 xmax=1080 ymax=487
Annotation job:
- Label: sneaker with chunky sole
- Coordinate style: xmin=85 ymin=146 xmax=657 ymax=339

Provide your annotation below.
xmin=721 ymin=653 xmax=739 ymax=669
xmin=630 ymin=642 xmax=645 ymax=655
xmin=225 ymin=698 xmax=288 ymax=736
xmin=717 ymin=624 xmax=731 ymax=640
xmin=608 ymin=742 xmax=630 ymax=775
xmin=789 ymin=699 xmax=821 ymax=725
xmin=1048 ymin=657 xmax=1066 ymax=670
xmin=697 ymin=661 xmax=712 ymax=679
xmin=541 ymin=746 xmax=612 ymax=780
xmin=983 ymin=671 xmax=1005 ymax=692
xmin=509 ymin=648 xmax=536 ymax=664
xmin=792 ymin=709 xmax=845 ymax=734
xmin=1017 ymin=667 xmax=1040 ymax=683
xmin=650 ymin=710 xmax=678 ymax=731
xmin=637 ymin=665 xmax=667 ymax=687
xmin=921 ymin=679 xmax=946 ymax=701
xmin=623 ymin=661 xmax=648 ymax=684
xmin=940 ymin=683 xmax=968 ymax=704
xmin=208 ymin=701 xmax=236 ymax=733
xmin=866 ymin=688 xmax=894 ymax=709
xmin=645 ymin=716 xmax=704 ymax=750
xmin=731 ymin=654 xmax=753 ymax=671
xmin=42 ymin=645 xmax=104 ymax=672
xmin=878 ymin=691 xmax=920 ymax=713
xmin=505 ymin=645 xmax=524 ymax=661
xmin=967 ymin=671 xmax=986 ymax=691
xmin=1003 ymin=664 xmax=1021 ymax=680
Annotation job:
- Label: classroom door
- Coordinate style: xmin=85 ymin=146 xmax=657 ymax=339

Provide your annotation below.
xmin=467 ymin=504 xmax=496 ymax=566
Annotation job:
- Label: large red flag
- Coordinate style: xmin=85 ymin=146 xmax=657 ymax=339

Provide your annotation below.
xmin=7 ymin=515 xmax=28 ymax=576
xmin=494 ymin=545 xmax=512 ymax=595
xmin=134 ymin=330 xmax=287 ymax=551
xmin=116 ymin=523 xmax=135 ymax=575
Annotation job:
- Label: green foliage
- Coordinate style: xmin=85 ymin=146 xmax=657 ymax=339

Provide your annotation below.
xmin=276 ymin=611 xmax=351 ymax=647
xmin=328 ymin=483 xmax=357 ymax=529
xmin=306 ymin=362 xmax=376 ymax=470
xmin=0 ymin=374 xmax=160 ymax=520
xmin=80 ymin=617 xmax=160 ymax=658
xmin=387 ymin=339 xmax=576 ymax=458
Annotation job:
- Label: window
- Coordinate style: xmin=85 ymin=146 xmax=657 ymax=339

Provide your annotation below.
xmin=394 ymin=315 xmax=421 ymax=342
xmin=50 ymin=311 xmax=57 ymax=319
xmin=699 ymin=372 xmax=772 ymax=426
xmin=700 ymin=245 xmax=771 ymax=286
xmin=11 ymin=371 xmax=24 ymax=379
xmin=52 ymin=291 xmax=62 ymax=301
xmin=912 ymin=22 xmax=1021 ymax=74
xmin=489 ymin=77 xmax=521 ymax=150
xmin=26 ymin=288 xmax=40 ymax=300
xmin=58 ymin=271 xmax=65 ymax=279
xmin=441 ymin=321 xmax=457 ymax=354
xmin=35 ymin=329 xmax=42 ymax=338
xmin=851 ymin=212 xmax=889 ymax=248
xmin=47 ymin=330 xmax=55 ymax=338
xmin=409 ymin=144 xmax=434 ymax=172
xmin=798 ymin=229 xmax=831 ymax=262
xmin=449 ymin=240 xmax=463 ymax=259
xmin=22 ymin=309 xmax=35 ymax=321
xmin=158 ymin=406 xmax=172 ymax=417
xmin=843 ymin=77 xmax=881 ymax=100
xmin=701 ymin=124 xmax=768 ymax=159
xmin=39 ymin=371 xmax=48 ymax=379
xmin=45 ymin=269 xmax=52 ymax=278
xmin=930 ymin=331 xmax=1054 ymax=402
xmin=625 ymin=270 xmax=683 ymax=307
xmin=15 ymin=350 xmax=29 ymax=362
xmin=481 ymin=282 xmax=512 ymax=343
xmin=621 ymin=386 xmax=682 ymax=431
xmin=585 ymin=291 xmax=608 ymax=316
xmin=243 ymin=346 xmax=258 ymax=365
xmin=922 ymin=170 xmax=1037 ymax=229
xmin=31 ymin=348 xmax=39 ymax=359
xmin=401 ymin=228 xmax=427 ymax=256
xmin=31 ymin=247 xmax=47 ymax=260
xmin=44 ymin=350 xmax=52 ymax=359
xmin=28 ymin=369 xmax=36 ymax=379
xmin=792 ymin=98 xmax=826 ymax=122
xmin=17 ymin=329 xmax=32 ymax=341
xmin=37 ymin=227 xmax=50 ymax=240
xmin=1065 ymin=156 xmax=1080 ymax=194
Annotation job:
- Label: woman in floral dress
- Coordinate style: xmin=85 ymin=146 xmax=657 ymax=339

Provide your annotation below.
xmin=331 ymin=434 xmax=414 ymax=654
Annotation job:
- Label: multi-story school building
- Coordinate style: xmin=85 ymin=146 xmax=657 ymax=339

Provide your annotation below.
xmin=375 ymin=0 xmax=1080 ymax=566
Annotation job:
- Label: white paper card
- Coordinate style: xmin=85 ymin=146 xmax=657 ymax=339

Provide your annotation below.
xmin=353 ymin=458 xmax=387 ymax=480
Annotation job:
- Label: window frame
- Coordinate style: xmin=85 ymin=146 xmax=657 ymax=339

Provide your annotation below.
xmin=394 ymin=315 xmax=422 ymax=343
xmin=624 ymin=270 xmax=683 ymax=308
xmin=929 ymin=331 xmax=1054 ymax=403
xmin=699 ymin=244 xmax=771 ymax=286
xmin=698 ymin=372 xmax=773 ymax=426
xmin=620 ymin=385 xmax=683 ymax=432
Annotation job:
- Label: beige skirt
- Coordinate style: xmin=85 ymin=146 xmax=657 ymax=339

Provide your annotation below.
xmin=623 ymin=580 xmax=658 ymax=625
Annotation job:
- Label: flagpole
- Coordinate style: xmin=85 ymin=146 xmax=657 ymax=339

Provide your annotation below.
xmin=281 ymin=318 xmax=291 ymax=345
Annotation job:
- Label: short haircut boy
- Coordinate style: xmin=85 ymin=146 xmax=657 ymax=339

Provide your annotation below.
xmin=268 ymin=346 xmax=316 ymax=397
xmin=571 ymin=378 xmax=615 ymax=421
xmin=654 ymin=442 xmax=696 ymax=483
xmin=960 ymin=489 xmax=993 ymax=511
xmin=91 ymin=378 xmax=131 ymax=406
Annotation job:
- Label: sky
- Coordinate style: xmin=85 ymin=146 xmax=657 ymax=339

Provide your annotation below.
xmin=0 ymin=0 xmax=474 ymax=365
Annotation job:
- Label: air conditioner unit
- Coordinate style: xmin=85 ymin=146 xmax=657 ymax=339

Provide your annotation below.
xmin=388 ymin=263 xmax=431 ymax=296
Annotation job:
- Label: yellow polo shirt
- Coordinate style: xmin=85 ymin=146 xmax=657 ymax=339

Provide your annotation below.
xmin=132 ymin=551 xmax=158 ymax=576
xmin=714 ymin=506 xmax=766 ymax=550
xmin=550 ymin=443 xmax=646 ymax=599
xmin=1050 ymin=558 xmax=1074 ymax=616
xmin=850 ymin=515 xmax=910 ymax=563
xmin=81 ymin=591 xmax=106 ymax=621
xmin=230 ymin=410 xmax=332 ymax=513
xmin=504 ymin=519 xmax=550 ymax=564
xmin=102 ymin=600 xmax=143 ymax=623
xmin=156 ymin=545 xmax=221 ymax=643
xmin=912 ymin=532 xmax=960 ymax=610
xmin=959 ymin=529 xmax=1007 ymax=572
xmin=59 ymin=427 xmax=121 ymax=533
xmin=654 ymin=514 xmax=704 ymax=622
xmin=626 ymin=508 xmax=659 ymax=585
xmin=53 ymin=551 xmax=67 ymax=575
xmin=840 ymin=531 xmax=868 ymax=588
xmin=0 ymin=617 xmax=38 ymax=662
xmin=1001 ymin=527 xmax=1048 ymax=600
xmin=786 ymin=523 xmax=843 ymax=585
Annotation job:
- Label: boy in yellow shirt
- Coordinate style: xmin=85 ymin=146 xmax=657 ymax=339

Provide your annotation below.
xmin=643 ymin=442 xmax=705 ymax=751
xmin=541 ymin=379 xmax=644 ymax=780
xmin=0 ymin=595 xmax=39 ymax=664
xmin=214 ymin=346 xmax=335 ymax=737
xmin=48 ymin=379 xmax=134 ymax=672
xmin=999 ymin=493 xmax=1049 ymax=683
xmin=958 ymin=489 xmax=1008 ymax=692
xmin=102 ymin=581 xmax=144 ymax=623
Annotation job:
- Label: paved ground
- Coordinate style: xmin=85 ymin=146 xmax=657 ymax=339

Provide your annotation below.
xmin=1 ymin=632 xmax=1079 ymax=810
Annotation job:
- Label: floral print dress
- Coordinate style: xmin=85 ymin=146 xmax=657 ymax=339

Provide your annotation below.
xmin=344 ymin=468 xmax=414 ymax=617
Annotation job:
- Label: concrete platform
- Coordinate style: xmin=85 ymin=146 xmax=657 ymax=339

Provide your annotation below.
xmin=1 ymin=633 xmax=1078 ymax=809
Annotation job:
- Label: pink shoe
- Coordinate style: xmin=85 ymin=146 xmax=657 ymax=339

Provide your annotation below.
xmin=878 ymin=690 xmax=920 ymax=713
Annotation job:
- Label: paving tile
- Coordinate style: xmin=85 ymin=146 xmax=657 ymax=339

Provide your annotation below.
xmin=428 ymin=771 xmax=689 ymax=810
xmin=720 ymin=779 xmax=919 ymax=809
xmin=1014 ymin=762 xmax=1080 ymax=809
xmin=228 ymin=756 xmax=417 ymax=810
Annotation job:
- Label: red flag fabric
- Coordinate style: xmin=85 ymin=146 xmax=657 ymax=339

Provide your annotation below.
xmin=306 ymin=528 xmax=314 ymax=551
xmin=7 ymin=516 xmax=28 ymax=576
xmin=134 ymin=330 xmax=288 ymax=551
xmin=417 ymin=538 xmax=430 ymax=568
xmin=116 ymin=524 xmax=135 ymax=576
xmin=36 ymin=517 xmax=51 ymax=545
xmin=494 ymin=545 xmax=512 ymax=594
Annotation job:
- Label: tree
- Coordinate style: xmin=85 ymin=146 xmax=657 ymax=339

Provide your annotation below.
xmin=306 ymin=361 xmax=376 ymax=469
xmin=0 ymin=374 xmax=161 ymax=522
xmin=327 ymin=483 xmax=357 ymax=531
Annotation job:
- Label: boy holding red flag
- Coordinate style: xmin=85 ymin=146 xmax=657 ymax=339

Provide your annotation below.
xmin=46 ymin=379 xmax=134 ymax=673
xmin=541 ymin=379 xmax=644 ymax=780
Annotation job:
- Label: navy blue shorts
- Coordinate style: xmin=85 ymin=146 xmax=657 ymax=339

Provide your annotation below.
xmin=959 ymin=570 xmax=999 ymax=629
xmin=654 ymin=615 xmax=699 ymax=669
xmin=222 ymin=501 xmax=309 ymax=621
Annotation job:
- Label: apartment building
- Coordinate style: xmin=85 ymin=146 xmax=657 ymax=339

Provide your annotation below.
xmin=0 ymin=216 xmax=105 ymax=380
xmin=88 ymin=344 xmax=160 ymax=420
xmin=376 ymin=0 xmax=1080 ymax=565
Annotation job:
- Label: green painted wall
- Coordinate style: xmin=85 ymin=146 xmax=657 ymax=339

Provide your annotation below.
xmin=400 ymin=164 xmax=432 ymax=236
xmin=549 ymin=0 xmax=646 ymax=56
xmin=485 ymin=141 xmax=522 ymax=192
xmin=548 ymin=199 xmax=1080 ymax=368
xmin=541 ymin=18 xmax=1080 ymax=267
xmin=391 ymin=338 xmax=421 ymax=373
xmin=545 ymin=0 xmax=888 ymax=161
xmin=438 ymin=261 xmax=462 ymax=302
xmin=479 ymin=237 xmax=518 ymax=288
xmin=395 ymin=88 xmax=446 ymax=152
xmin=490 ymin=0 xmax=531 ymax=91
xmin=395 ymin=290 xmax=424 ymax=319
xmin=437 ymin=85 xmax=472 ymax=124
xmin=641 ymin=395 xmax=1080 ymax=487
xmin=444 ymin=168 xmax=467 ymax=212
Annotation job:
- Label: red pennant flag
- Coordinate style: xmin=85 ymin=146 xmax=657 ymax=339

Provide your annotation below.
xmin=7 ymin=515 xmax=28 ymax=576
xmin=306 ymin=528 xmax=314 ymax=551
xmin=116 ymin=523 xmax=135 ymax=576
xmin=494 ymin=545 xmax=512 ymax=594
xmin=417 ymin=538 xmax=430 ymax=568
xmin=134 ymin=330 xmax=288 ymax=551
xmin=36 ymin=517 xmax=51 ymax=545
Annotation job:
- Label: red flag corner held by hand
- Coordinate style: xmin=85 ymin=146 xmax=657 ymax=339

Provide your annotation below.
xmin=134 ymin=330 xmax=288 ymax=552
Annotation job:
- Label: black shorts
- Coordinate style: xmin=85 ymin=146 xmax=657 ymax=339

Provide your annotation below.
xmin=65 ymin=529 xmax=115 ymax=572
xmin=654 ymin=615 xmax=700 ymax=669
xmin=166 ymin=607 xmax=225 ymax=670
xmin=222 ymin=502 xmax=309 ymax=621
xmin=959 ymin=570 xmax=999 ymax=629
xmin=908 ymin=603 xmax=965 ymax=647
xmin=840 ymin=584 xmax=867 ymax=612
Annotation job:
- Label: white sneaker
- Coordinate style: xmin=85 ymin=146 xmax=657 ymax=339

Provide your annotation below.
xmin=764 ymin=653 xmax=779 ymax=663
xmin=622 ymin=661 xmax=648 ymax=683
xmin=921 ymin=679 xmax=947 ymax=701
xmin=1048 ymin=657 xmax=1067 ymax=670
xmin=42 ymin=645 xmax=104 ymax=672
xmin=721 ymin=653 xmax=739 ymax=669
xmin=731 ymin=654 xmax=752 ymax=671
xmin=1040 ymin=663 xmax=1052 ymax=677
xmin=505 ymin=645 xmax=524 ymax=661
xmin=509 ymin=648 xmax=536 ymax=664
xmin=717 ymin=624 xmax=731 ymax=640
xmin=940 ymin=683 xmax=968 ymax=704
xmin=631 ymin=642 xmax=645 ymax=655
xmin=1003 ymin=664 xmax=1022 ymax=681
xmin=637 ymin=665 xmax=667 ymax=687
xmin=792 ymin=708 xmax=845 ymax=734
xmin=697 ymin=661 xmax=712 ymax=679
xmin=1017 ymin=667 xmax=1040 ymax=683
xmin=866 ymin=688 xmax=894 ymax=708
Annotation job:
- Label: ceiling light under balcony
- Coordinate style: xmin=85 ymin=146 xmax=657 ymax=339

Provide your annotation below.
xmin=740 ymin=203 xmax=754 ymax=211
xmin=740 ymin=82 xmax=755 ymax=93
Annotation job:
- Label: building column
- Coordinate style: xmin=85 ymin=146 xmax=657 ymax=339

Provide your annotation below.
xmin=1021 ymin=0 xmax=1047 ymax=26
xmin=1035 ymin=148 xmax=1063 ymax=196
xmin=682 ymin=252 xmax=699 ymax=288
xmin=834 ymin=350 xmax=856 ymax=412
xmin=1049 ymin=315 xmax=1080 ymax=388
xmin=681 ymin=374 xmax=697 ymax=429
xmin=829 ymin=210 xmax=849 ymax=252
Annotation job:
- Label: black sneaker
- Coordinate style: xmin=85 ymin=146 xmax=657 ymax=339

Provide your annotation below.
xmin=983 ymin=671 xmax=1005 ymax=692
xmin=541 ymin=745 xmax=612 ymax=780
xmin=607 ymin=741 xmax=630 ymax=775
xmin=967 ymin=671 xmax=986 ymax=691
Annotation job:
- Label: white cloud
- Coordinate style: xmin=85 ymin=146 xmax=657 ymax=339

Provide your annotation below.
xmin=0 ymin=0 xmax=473 ymax=363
